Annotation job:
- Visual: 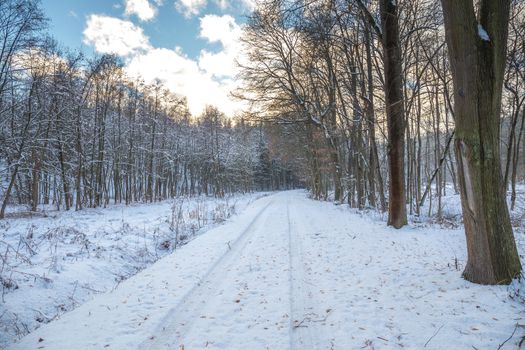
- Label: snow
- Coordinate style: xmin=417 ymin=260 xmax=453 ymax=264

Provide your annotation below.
xmin=478 ymin=24 xmax=490 ymax=41
xmin=0 ymin=193 xmax=265 ymax=348
xmin=8 ymin=190 xmax=525 ymax=350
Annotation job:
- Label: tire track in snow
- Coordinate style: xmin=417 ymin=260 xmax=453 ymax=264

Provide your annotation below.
xmin=288 ymin=201 xmax=327 ymax=349
xmin=141 ymin=200 xmax=274 ymax=349
xmin=287 ymin=201 xmax=295 ymax=350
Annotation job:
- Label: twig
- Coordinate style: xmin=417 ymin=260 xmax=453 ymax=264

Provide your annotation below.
xmin=344 ymin=232 xmax=357 ymax=239
xmin=293 ymin=317 xmax=308 ymax=328
xmin=80 ymin=284 xmax=105 ymax=293
xmin=424 ymin=324 xmax=444 ymax=347
xmin=10 ymin=269 xmax=52 ymax=283
xmin=29 ymin=308 xmax=58 ymax=322
xmin=293 ymin=309 xmax=333 ymax=329
xmin=497 ymin=323 xmax=519 ymax=350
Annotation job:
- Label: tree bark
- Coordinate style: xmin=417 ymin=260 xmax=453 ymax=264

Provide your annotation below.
xmin=441 ymin=0 xmax=521 ymax=284
xmin=380 ymin=0 xmax=407 ymax=228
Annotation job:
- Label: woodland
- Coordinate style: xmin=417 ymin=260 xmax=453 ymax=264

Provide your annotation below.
xmin=2 ymin=0 xmax=525 ymax=348
xmin=1 ymin=0 xmax=525 ymax=288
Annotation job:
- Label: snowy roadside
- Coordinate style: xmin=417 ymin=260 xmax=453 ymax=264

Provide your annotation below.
xmin=0 ymin=192 xmax=267 ymax=348
xmin=344 ymin=184 xmax=525 ymax=272
xmin=8 ymin=190 xmax=525 ymax=350
xmin=415 ymin=184 xmax=525 ymax=231
xmin=291 ymin=193 xmax=525 ymax=350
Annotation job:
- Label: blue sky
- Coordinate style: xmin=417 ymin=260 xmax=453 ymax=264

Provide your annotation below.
xmin=41 ymin=0 xmax=255 ymax=115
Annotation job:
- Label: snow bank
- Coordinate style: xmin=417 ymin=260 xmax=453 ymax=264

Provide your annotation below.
xmin=0 ymin=193 xmax=265 ymax=348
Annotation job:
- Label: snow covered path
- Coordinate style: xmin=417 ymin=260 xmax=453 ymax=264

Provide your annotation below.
xmin=10 ymin=191 xmax=524 ymax=350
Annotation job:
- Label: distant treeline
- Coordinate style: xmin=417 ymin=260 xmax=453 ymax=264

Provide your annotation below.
xmin=0 ymin=1 xmax=301 ymax=218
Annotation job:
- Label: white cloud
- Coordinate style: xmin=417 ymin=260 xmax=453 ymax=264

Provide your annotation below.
xmin=175 ymin=0 xmax=207 ymax=17
xmin=83 ymin=15 xmax=151 ymax=56
xmin=199 ymin=50 xmax=236 ymax=77
xmin=83 ymin=13 xmax=245 ymax=116
xmin=199 ymin=14 xmax=240 ymax=47
xmin=198 ymin=14 xmax=242 ymax=77
xmin=175 ymin=0 xmax=253 ymax=16
xmin=216 ymin=0 xmax=229 ymax=10
xmin=124 ymin=0 xmax=158 ymax=21
xmin=126 ymin=48 xmax=241 ymax=115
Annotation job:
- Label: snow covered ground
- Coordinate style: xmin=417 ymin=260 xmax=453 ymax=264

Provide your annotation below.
xmin=7 ymin=190 xmax=525 ymax=350
xmin=0 ymin=193 xmax=265 ymax=348
xmin=417 ymin=183 xmax=525 ymax=229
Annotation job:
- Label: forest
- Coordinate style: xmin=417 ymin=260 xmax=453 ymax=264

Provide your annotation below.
xmin=2 ymin=0 xmax=525 ymax=347
xmin=237 ymin=0 xmax=525 ymax=215
xmin=2 ymin=0 xmax=525 ymax=278
xmin=0 ymin=2 xmax=304 ymax=222
xmin=237 ymin=0 xmax=525 ymax=284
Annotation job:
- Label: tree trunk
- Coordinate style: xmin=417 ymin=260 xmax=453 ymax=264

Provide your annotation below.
xmin=30 ymin=149 xmax=40 ymax=212
xmin=441 ymin=0 xmax=521 ymax=284
xmin=511 ymin=106 xmax=525 ymax=210
xmin=380 ymin=0 xmax=407 ymax=228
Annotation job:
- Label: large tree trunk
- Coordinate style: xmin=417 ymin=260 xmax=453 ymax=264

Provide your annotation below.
xmin=441 ymin=0 xmax=521 ymax=284
xmin=380 ymin=0 xmax=407 ymax=228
